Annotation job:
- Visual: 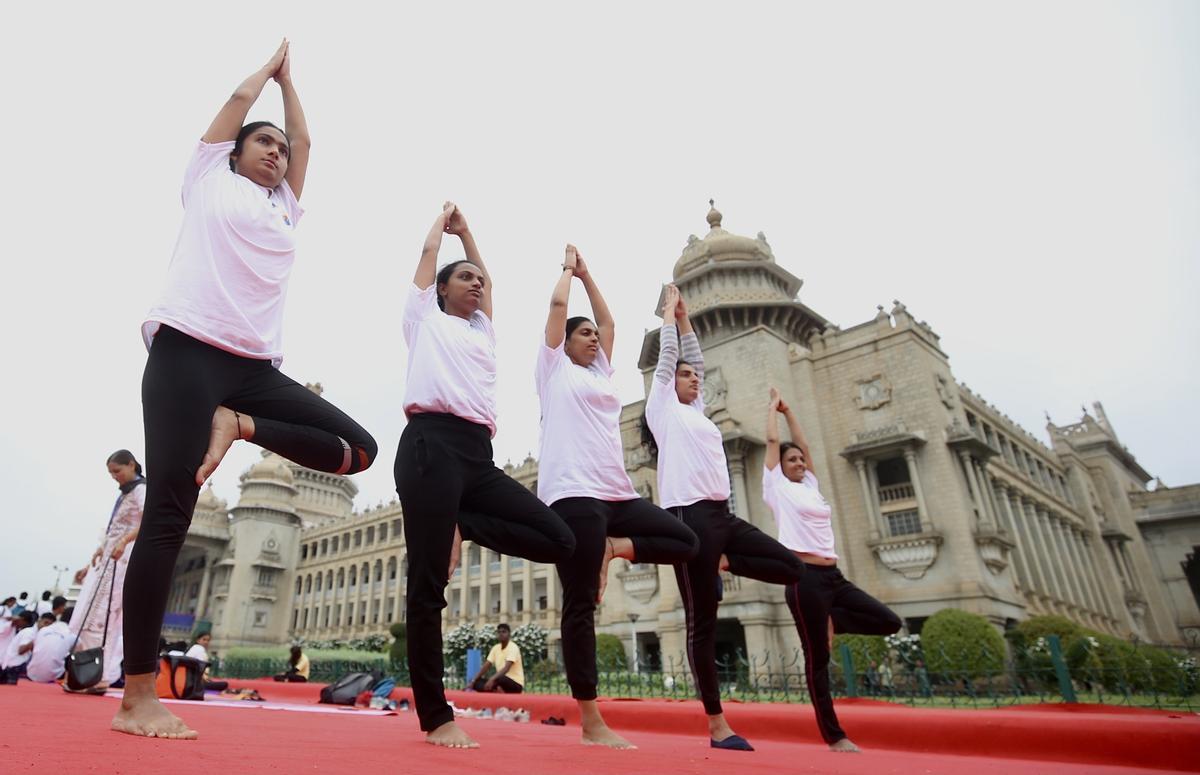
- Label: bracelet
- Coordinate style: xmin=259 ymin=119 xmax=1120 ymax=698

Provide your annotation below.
xmin=234 ymin=410 xmax=243 ymax=440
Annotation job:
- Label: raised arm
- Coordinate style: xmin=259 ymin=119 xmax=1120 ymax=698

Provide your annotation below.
xmin=653 ymin=284 xmax=682 ymax=385
xmin=781 ymin=394 xmax=814 ymax=477
xmin=545 ymin=245 xmax=578 ymax=348
xmin=413 ymin=203 xmax=456 ymax=289
xmin=201 ymin=39 xmax=289 ymax=145
xmin=573 ymin=250 xmax=616 ymax=361
xmin=675 ymin=288 xmax=703 ymax=381
xmin=445 ymin=205 xmax=493 ymax=319
xmin=766 ymin=388 xmax=782 ymax=469
xmin=275 ymin=44 xmax=311 ymax=199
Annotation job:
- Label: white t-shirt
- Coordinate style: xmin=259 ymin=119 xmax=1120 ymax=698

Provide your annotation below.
xmin=2 ymin=626 xmax=36 ymax=669
xmin=762 ymin=465 xmax=837 ymax=560
xmin=402 ymin=283 xmax=498 ymax=436
xmin=535 ymin=342 xmax=639 ymax=505
xmin=143 ymin=140 xmax=304 ymax=368
xmin=35 ymin=600 xmax=53 ymax=616
xmin=185 ymin=643 xmax=209 ymax=663
xmin=0 ymin=617 xmax=14 ymax=658
xmin=644 ymin=325 xmax=731 ymax=509
xmin=26 ymin=622 xmax=72 ymax=682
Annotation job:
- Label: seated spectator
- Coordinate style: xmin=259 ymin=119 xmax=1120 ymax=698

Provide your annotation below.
xmin=0 ymin=597 xmax=17 ymax=658
xmin=185 ymin=633 xmax=228 ymax=692
xmin=274 ymin=645 xmax=310 ymax=682
xmin=467 ymin=623 xmax=524 ymax=694
xmin=0 ymin=611 xmax=38 ymax=683
xmin=27 ymin=612 xmax=73 ymax=683
xmin=35 ymin=591 xmax=53 ymax=616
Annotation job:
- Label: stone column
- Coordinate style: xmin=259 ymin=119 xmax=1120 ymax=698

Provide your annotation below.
xmin=957 ymin=451 xmax=984 ymax=524
xmin=1083 ymin=535 xmax=1117 ymax=619
xmin=1006 ymin=491 xmax=1048 ymax=596
xmin=500 ymin=549 xmax=511 ymax=616
xmin=854 ymin=460 xmax=882 ymax=539
xmin=1118 ymin=544 xmax=1140 ymax=592
xmin=993 ymin=485 xmax=1030 ymax=591
xmin=1064 ymin=527 xmax=1100 ymax=615
xmin=971 ymin=460 xmax=998 ymax=527
xmin=903 ymin=449 xmax=932 ymax=531
xmin=1049 ymin=516 xmax=1085 ymax=609
xmin=392 ymin=555 xmax=405 ymax=625
xmin=479 ymin=549 xmax=491 ymax=619
xmin=522 ymin=562 xmax=533 ymax=625
xmin=1026 ymin=500 xmax=1067 ymax=607
xmin=196 ymin=557 xmax=213 ymax=621
xmin=458 ymin=546 xmax=471 ymax=623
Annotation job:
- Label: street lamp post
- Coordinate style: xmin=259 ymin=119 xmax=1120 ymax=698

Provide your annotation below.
xmin=51 ymin=565 xmax=70 ymax=595
xmin=627 ymin=612 xmax=640 ymax=673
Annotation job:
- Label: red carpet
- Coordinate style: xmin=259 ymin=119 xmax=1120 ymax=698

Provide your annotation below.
xmin=2 ymin=679 xmax=1195 ymax=774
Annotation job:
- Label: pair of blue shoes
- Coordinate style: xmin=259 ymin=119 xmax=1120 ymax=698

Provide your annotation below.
xmin=710 ymin=734 xmax=754 ymax=751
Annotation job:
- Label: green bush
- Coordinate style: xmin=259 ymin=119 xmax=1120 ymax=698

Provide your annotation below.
xmin=596 ymin=633 xmax=628 ymax=671
xmin=218 ymin=646 xmax=389 ymax=681
xmin=389 ymin=623 xmax=407 ymax=668
xmin=833 ymin=634 xmax=888 ymax=672
xmin=921 ymin=609 xmax=1005 ymax=679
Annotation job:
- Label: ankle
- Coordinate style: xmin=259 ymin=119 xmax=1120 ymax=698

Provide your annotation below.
xmin=234 ymin=411 xmax=255 ymax=441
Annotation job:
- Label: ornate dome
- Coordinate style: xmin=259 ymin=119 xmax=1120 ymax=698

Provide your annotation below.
xmin=245 ymin=452 xmax=295 ymax=485
xmin=195 ymin=482 xmax=226 ymax=513
xmin=673 ymin=200 xmax=775 ymax=280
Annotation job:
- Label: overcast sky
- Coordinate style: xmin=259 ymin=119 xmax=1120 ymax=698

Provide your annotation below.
xmin=1 ymin=1 xmax=1196 ymax=598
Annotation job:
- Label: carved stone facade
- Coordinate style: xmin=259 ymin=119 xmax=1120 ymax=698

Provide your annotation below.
xmin=168 ymin=205 xmax=1196 ymax=664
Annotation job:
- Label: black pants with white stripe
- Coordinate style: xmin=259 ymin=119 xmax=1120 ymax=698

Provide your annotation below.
xmin=672 ymin=499 xmax=808 ymax=716
xmin=396 ymin=413 xmax=577 ymax=731
xmin=553 ymin=497 xmax=699 ymax=701
xmin=784 ymin=565 xmax=902 ymax=743
xmin=125 ymin=326 xmax=377 ymax=676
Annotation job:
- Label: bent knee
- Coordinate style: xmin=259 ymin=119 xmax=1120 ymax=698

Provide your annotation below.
xmin=351 ymin=434 xmax=379 ymax=473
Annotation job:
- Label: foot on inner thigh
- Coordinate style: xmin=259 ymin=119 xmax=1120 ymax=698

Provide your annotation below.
xmin=448 ymin=525 xmax=463 ymax=581
xmin=426 ymin=721 xmax=479 ymax=749
xmin=719 ymin=553 xmax=731 ymax=572
xmin=707 ymin=712 xmax=736 ymax=742
xmin=597 ymin=537 xmax=634 ymax=603
xmin=829 ymin=738 xmax=861 ymax=753
xmin=195 ymin=406 xmax=253 ymax=486
xmin=111 ymin=690 xmax=197 ymax=740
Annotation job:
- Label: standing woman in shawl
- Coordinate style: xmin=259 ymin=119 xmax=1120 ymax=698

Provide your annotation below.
xmin=70 ymin=449 xmax=146 ymax=689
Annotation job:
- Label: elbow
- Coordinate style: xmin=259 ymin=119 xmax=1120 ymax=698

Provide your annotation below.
xmin=549 ymin=297 xmax=568 ymax=311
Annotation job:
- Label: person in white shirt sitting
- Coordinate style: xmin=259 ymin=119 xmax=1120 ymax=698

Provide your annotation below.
xmin=27 ymin=612 xmax=74 ymax=683
xmin=1 ymin=611 xmax=38 ymax=683
xmin=467 ymin=624 xmax=524 ymax=694
xmin=184 ymin=633 xmax=228 ymax=692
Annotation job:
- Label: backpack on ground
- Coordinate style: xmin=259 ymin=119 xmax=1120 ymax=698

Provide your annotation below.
xmin=319 ymin=670 xmax=381 ymax=705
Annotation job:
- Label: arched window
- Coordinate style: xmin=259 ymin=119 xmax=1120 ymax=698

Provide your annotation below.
xmin=374 ymin=560 xmax=383 ymax=582
xmin=295 ymin=576 xmax=302 ymax=594
xmin=304 ymin=575 xmax=312 ymax=593
xmin=349 ymin=566 xmax=357 ymax=586
xmin=337 ymin=568 xmax=345 ymax=589
xmin=315 ymin=574 xmax=323 ymax=592
xmin=325 ymin=570 xmax=333 ymax=590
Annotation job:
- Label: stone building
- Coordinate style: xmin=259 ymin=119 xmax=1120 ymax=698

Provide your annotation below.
xmin=167 ymin=206 xmax=1198 ymax=665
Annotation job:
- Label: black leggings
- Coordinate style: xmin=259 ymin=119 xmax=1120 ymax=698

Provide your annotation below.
xmin=784 ymin=565 xmax=902 ymax=743
xmin=124 ymin=327 xmax=377 ymax=675
xmin=553 ymin=497 xmax=698 ymax=701
xmin=396 ymin=413 xmax=576 ymax=732
xmin=672 ymin=499 xmax=808 ymax=716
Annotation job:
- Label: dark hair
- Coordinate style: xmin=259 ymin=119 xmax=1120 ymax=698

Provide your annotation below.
xmin=290 ymin=645 xmax=303 ymax=665
xmin=39 ymin=612 xmax=56 ymax=624
xmin=107 ymin=449 xmax=142 ymax=476
xmin=497 ymin=623 xmax=511 ymax=633
xmin=41 ymin=591 xmax=51 ymax=601
xmin=675 ymin=359 xmax=694 ymax=373
xmin=2 ymin=597 xmax=14 ymax=605
xmin=18 ymin=611 xmax=35 ymax=626
xmin=52 ymin=596 xmax=66 ymax=610
xmin=62 ymin=607 xmax=75 ymax=622
xmin=565 ymin=317 xmax=593 ymax=340
xmin=230 ymin=121 xmax=289 ymax=172
xmin=780 ymin=442 xmax=804 ymax=461
xmin=435 ymin=260 xmax=474 ymax=311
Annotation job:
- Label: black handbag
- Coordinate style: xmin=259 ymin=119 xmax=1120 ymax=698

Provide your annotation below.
xmin=65 ymin=559 xmax=117 ymax=691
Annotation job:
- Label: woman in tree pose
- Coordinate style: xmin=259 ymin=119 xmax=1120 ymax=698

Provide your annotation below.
xmin=116 ymin=41 xmax=377 ymax=740
xmin=644 ymin=285 xmax=808 ymax=751
xmin=765 ymin=386 xmax=902 ymax=752
xmin=397 ymin=203 xmax=577 ymax=749
xmin=538 ymin=246 xmax=698 ymax=749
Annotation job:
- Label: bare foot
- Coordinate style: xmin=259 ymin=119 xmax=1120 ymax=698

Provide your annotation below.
xmin=580 ymin=700 xmax=636 ymax=749
xmin=582 ymin=723 xmax=637 ymax=749
xmin=426 ymin=720 xmax=479 ymax=749
xmin=719 ymin=554 xmax=730 ymax=572
xmin=597 ymin=537 xmax=634 ymax=603
xmin=829 ymin=738 xmax=861 ymax=753
xmin=111 ymin=692 xmax=197 ymax=740
xmin=195 ymin=407 xmax=253 ymax=485
xmin=448 ymin=526 xmax=463 ymax=580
